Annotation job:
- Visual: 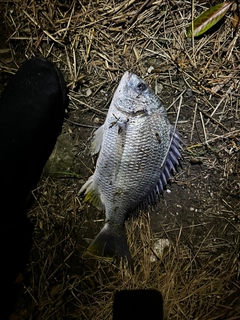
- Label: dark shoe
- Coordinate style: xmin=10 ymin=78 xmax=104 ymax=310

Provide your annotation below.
xmin=0 ymin=57 xmax=67 ymax=318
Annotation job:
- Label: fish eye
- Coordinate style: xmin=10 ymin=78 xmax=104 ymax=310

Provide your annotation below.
xmin=136 ymin=82 xmax=147 ymax=92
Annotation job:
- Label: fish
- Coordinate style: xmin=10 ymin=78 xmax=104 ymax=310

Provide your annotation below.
xmin=80 ymin=71 xmax=182 ymax=269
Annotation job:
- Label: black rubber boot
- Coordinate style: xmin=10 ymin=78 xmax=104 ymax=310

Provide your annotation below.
xmin=0 ymin=57 xmax=67 ymax=319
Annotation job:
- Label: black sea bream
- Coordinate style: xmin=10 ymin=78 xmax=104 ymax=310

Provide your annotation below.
xmin=80 ymin=71 xmax=182 ymax=269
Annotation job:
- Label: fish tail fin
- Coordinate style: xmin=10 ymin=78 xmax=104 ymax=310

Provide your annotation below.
xmin=86 ymin=223 xmax=133 ymax=272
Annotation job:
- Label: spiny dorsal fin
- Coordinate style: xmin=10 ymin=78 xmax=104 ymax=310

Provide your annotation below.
xmin=140 ymin=128 xmax=182 ymax=208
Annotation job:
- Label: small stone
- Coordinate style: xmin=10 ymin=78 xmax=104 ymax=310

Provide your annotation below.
xmin=155 ymin=82 xmax=163 ymax=94
xmin=150 ymin=239 xmax=170 ymax=262
xmin=86 ymin=88 xmax=92 ymax=97
xmin=147 ymin=66 xmax=154 ymax=74
xmin=186 ymin=88 xmax=193 ymax=97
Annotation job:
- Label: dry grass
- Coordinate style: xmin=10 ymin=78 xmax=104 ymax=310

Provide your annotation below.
xmin=0 ymin=0 xmax=240 ymax=319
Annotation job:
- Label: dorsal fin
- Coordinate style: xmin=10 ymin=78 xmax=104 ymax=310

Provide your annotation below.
xmin=139 ymin=127 xmax=182 ymax=209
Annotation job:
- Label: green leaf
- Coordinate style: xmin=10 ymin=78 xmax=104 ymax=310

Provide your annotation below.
xmin=187 ymin=2 xmax=233 ymax=37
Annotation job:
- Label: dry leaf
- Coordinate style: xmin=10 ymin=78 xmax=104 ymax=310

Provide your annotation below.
xmin=231 ymin=11 xmax=240 ymax=28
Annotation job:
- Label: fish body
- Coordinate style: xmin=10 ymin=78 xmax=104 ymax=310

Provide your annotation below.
xmin=80 ymin=72 xmax=182 ymax=268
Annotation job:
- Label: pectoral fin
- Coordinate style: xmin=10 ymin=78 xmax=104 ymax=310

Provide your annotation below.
xmin=79 ymin=175 xmax=104 ymax=210
xmin=90 ymin=124 xmax=104 ymax=156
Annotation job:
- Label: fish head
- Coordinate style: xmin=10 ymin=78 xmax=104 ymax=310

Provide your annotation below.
xmin=113 ymin=71 xmax=162 ymax=115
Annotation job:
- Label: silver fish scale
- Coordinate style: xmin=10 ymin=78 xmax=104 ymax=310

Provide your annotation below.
xmin=80 ymin=71 xmax=182 ymax=266
xmin=93 ymin=102 xmax=172 ymax=225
